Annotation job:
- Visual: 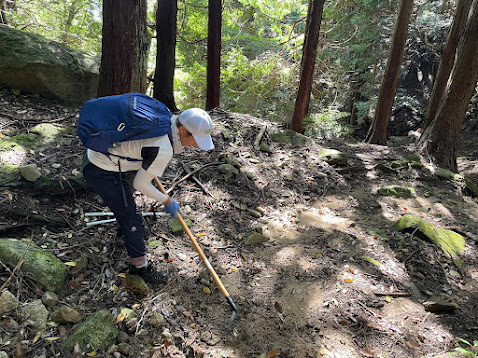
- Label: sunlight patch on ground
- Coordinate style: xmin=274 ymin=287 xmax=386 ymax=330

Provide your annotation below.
xmin=1 ymin=148 xmax=27 ymax=165
xmin=297 ymin=206 xmax=354 ymax=232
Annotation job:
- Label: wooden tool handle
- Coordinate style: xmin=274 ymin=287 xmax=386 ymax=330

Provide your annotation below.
xmin=154 ymin=177 xmax=237 ymax=311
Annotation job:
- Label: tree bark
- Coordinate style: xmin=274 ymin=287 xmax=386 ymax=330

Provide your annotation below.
xmin=98 ymin=0 xmax=148 ymax=97
xmin=425 ymin=0 xmax=472 ymax=128
xmin=419 ymin=0 xmax=478 ymax=172
xmin=205 ymin=0 xmax=222 ymax=111
xmin=290 ymin=0 xmax=325 ymax=134
xmin=366 ymin=0 xmax=413 ymax=145
xmin=153 ymin=0 xmax=179 ymax=112
xmin=0 ymin=0 xmax=7 ymax=24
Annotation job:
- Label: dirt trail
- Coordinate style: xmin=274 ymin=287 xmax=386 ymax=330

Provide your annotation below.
xmin=1 ymin=89 xmax=478 ymax=358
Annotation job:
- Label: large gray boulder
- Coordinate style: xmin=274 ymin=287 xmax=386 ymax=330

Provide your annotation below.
xmin=0 ymin=25 xmax=99 ymax=104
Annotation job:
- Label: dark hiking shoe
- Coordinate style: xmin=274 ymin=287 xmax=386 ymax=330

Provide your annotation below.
xmin=128 ymin=262 xmax=168 ymax=284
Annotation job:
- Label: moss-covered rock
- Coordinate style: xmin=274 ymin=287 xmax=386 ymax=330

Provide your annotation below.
xmin=395 ymin=215 xmax=465 ymax=262
xmin=270 ymin=129 xmax=314 ymax=147
xmin=378 ymin=185 xmax=416 ymax=198
xmin=318 ymin=148 xmax=348 ymax=166
xmin=0 ymin=239 xmax=68 ymax=292
xmin=122 ymin=275 xmax=151 ymax=296
xmin=218 ymin=163 xmax=239 ymax=181
xmin=0 ymin=26 xmax=99 ymax=104
xmin=63 ymin=310 xmax=118 ymax=352
xmin=169 ymin=218 xmax=193 ymax=235
xmin=0 ymin=164 xmax=19 ymax=185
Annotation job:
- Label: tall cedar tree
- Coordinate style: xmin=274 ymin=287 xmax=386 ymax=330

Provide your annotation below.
xmin=205 ymin=0 xmax=222 ymax=111
xmin=365 ymin=0 xmax=413 ymax=145
xmin=419 ymin=0 xmax=478 ymax=172
xmin=425 ymin=0 xmax=472 ymax=128
xmin=98 ymin=0 xmax=148 ymax=97
xmin=290 ymin=0 xmax=325 ymax=133
xmin=154 ymin=0 xmax=178 ymax=112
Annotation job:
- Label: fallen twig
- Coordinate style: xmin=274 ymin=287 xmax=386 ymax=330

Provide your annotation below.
xmin=165 ymin=162 xmax=222 ymax=193
xmin=182 ymin=162 xmax=213 ymax=197
xmin=373 ymin=292 xmax=411 ymax=297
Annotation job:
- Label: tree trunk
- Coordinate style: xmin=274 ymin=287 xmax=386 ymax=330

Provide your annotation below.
xmin=366 ymin=0 xmax=413 ymax=145
xmin=153 ymin=0 xmax=179 ymax=112
xmin=98 ymin=0 xmax=148 ymax=97
xmin=419 ymin=0 xmax=478 ymax=172
xmin=0 ymin=0 xmax=7 ymax=24
xmin=290 ymin=0 xmax=326 ymax=134
xmin=205 ymin=0 xmax=222 ymax=111
xmin=61 ymin=0 xmax=82 ymax=44
xmin=425 ymin=0 xmax=472 ymax=128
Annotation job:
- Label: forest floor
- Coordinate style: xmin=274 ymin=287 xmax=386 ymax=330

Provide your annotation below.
xmin=1 ymin=88 xmax=478 ymax=358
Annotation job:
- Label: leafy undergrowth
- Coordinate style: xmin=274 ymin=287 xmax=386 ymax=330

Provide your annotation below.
xmin=1 ymin=88 xmax=478 ymax=358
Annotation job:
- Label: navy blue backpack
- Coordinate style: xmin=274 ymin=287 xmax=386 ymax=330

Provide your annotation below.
xmin=78 ymin=93 xmax=173 ymax=155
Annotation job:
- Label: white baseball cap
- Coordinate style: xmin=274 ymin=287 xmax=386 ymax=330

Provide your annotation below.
xmin=178 ymin=108 xmax=215 ymax=150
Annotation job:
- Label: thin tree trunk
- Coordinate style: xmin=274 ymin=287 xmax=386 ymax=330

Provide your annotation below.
xmin=0 ymin=0 xmax=7 ymax=24
xmin=205 ymin=0 xmax=222 ymax=111
xmin=425 ymin=0 xmax=472 ymax=128
xmin=366 ymin=0 xmax=413 ymax=145
xmin=98 ymin=0 xmax=148 ymax=97
xmin=154 ymin=0 xmax=178 ymax=112
xmin=419 ymin=0 xmax=478 ymax=172
xmin=290 ymin=0 xmax=326 ymax=134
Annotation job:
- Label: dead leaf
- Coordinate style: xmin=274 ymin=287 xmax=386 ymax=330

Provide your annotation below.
xmin=267 ymin=350 xmax=280 ymax=357
xmin=59 ymin=325 xmax=67 ymax=337
xmin=69 ymin=281 xmax=80 ymax=289
xmin=360 ymin=348 xmax=375 ymax=357
xmin=116 ymin=313 xmax=126 ymax=324
xmin=32 ymin=330 xmax=44 ymax=344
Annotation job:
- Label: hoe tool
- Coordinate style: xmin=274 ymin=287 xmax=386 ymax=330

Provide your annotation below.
xmin=154 ymin=177 xmax=238 ymax=323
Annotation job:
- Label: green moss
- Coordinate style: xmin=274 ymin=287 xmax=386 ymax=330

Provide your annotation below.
xmin=0 ymin=239 xmax=68 ymax=291
xmin=395 ymin=215 xmax=465 ymax=260
xmin=0 ymin=133 xmax=42 ymax=152
xmin=0 ymin=164 xmax=19 ymax=184
xmin=378 ymin=185 xmax=416 ymax=198
xmin=63 ymin=310 xmax=118 ymax=352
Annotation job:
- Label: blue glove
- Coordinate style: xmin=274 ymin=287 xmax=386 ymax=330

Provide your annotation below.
xmin=164 ymin=199 xmax=180 ymax=219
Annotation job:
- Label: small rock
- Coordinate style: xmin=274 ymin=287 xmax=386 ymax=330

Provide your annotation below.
xmin=318 ymin=148 xmax=348 ymax=166
xmin=125 ymin=317 xmax=138 ymax=332
xmin=119 ymin=308 xmax=137 ymax=323
xmin=51 ymin=163 xmax=62 ymax=169
xmin=259 ymin=143 xmax=271 ymax=152
xmin=117 ymin=331 xmax=130 ymax=344
xmin=0 ymin=351 xmax=8 ymax=358
xmin=162 ymin=328 xmax=174 ymax=343
xmin=0 ymin=290 xmax=20 ymax=316
xmin=41 ymin=291 xmax=59 ymax=307
xmin=51 ymin=305 xmax=82 ymax=324
xmin=246 ymin=232 xmax=268 ymax=245
xmin=200 ymin=330 xmax=221 ymax=345
xmin=19 ymin=164 xmax=41 ymax=182
xmin=218 ymin=163 xmax=239 ymax=181
xmin=423 ymin=296 xmax=457 ymax=312
xmin=118 ymin=342 xmax=133 ymax=356
xmin=122 ymin=275 xmax=151 ymax=296
xmin=19 ymin=300 xmax=48 ymax=330
xmin=150 ymin=312 xmax=165 ymax=328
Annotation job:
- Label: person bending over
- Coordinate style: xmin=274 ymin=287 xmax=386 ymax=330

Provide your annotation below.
xmin=82 ymin=99 xmax=214 ymax=283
